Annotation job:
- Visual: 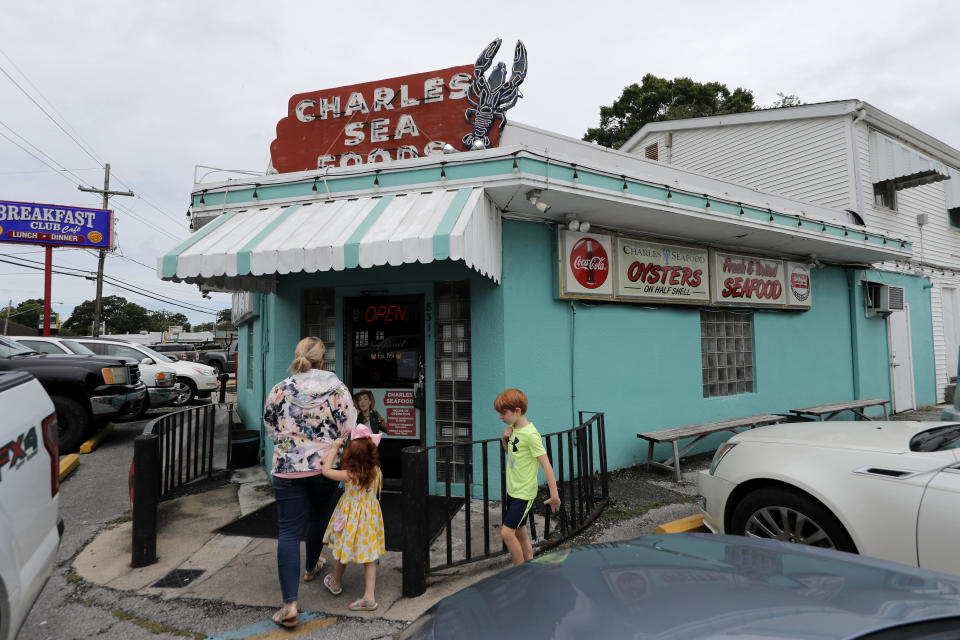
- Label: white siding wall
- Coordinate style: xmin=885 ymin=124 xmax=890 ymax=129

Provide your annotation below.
xmin=670 ymin=118 xmax=853 ymax=210
xmin=857 ymin=124 xmax=960 ymax=402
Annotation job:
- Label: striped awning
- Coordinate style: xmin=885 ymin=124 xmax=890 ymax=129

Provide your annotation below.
xmin=870 ymin=131 xmax=950 ymax=189
xmin=159 ymin=187 xmax=501 ymax=291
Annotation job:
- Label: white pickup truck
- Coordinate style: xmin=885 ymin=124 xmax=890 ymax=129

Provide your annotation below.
xmin=0 ymin=371 xmax=62 ymax=640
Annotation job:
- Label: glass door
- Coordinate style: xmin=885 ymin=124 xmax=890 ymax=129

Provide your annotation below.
xmin=344 ymin=295 xmax=425 ymax=484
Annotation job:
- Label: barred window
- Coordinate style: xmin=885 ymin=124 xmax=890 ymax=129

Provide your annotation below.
xmin=701 ymin=309 xmax=754 ymax=397
xmin=246 ymin=327 xmax=254 ymax=389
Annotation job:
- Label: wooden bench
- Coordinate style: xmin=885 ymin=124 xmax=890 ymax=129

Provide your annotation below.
xmin=637 ymin=414 xmax=787 ymax=483
xmin=790 ymin=398 xmax=890 ymax=422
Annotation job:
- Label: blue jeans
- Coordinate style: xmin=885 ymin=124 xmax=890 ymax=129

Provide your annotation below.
xmin=272 ymin=474 xmax=342 ymax=603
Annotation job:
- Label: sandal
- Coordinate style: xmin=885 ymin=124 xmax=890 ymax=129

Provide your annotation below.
xmin=348 ymin=597 xmax=378 ymax=611
xmin=271 ymin=603 xmax=298 ymax=628
xmin=304 ymin=554 xmax=327 ymax=582
xmin=323 ymin=573 xmax=343 ymax=596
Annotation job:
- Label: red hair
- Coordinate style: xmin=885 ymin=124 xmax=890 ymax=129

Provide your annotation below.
xmin=341 ymin=437 xmax=380 ymax=490
xmin=494 ymin=388 xmax=528 ymax=414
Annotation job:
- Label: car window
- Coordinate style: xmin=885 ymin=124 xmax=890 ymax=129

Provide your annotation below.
xmin=138 ymin=345 xmax=175 ymax=364
xmin=104 ymin=344 xmax=146 ymax=361
xmin=60 ymin=340 xmax=96 ymax=355
xmin=17 ymin=340 xmax=67 ymax=354
xmin=78 ymin=341 xmax=109 ymax=355
xmin=0 ymin=336 xmax=35 ymax=357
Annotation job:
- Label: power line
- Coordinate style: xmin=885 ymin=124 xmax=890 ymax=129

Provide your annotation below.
xmin=0 ymin=118 xmax=95 ymax=187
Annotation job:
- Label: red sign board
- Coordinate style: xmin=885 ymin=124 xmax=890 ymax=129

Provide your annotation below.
xmin=270 ymin=65 xmax=502 ymax=173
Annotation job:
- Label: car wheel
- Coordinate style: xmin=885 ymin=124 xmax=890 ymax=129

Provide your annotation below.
xmin=730 ymin=486 xmax=857 ymax=553
xmin=51 ymin=395 xmax=91 ymax=452
xmin=210 ymin=361 xmax=223 ymax=376
xmin=172 ymin=378 xmax=197 ymax=406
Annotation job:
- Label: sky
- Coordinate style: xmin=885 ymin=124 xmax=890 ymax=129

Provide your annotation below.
xmin=2 ymin=0 xmax=959 ymax=330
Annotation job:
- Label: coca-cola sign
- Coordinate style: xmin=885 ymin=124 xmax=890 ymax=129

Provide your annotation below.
xmin=570 ymin=238 xmax=609 ymax=289
xmin=559 ymin=230 xmax=614 ymax=299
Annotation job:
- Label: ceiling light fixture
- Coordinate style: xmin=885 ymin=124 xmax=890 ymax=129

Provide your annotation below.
xmin=526 ymin=189 xmax=551 ymax=214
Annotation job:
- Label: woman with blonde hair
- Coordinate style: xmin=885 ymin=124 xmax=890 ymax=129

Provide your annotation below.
xmin=263 ymin=337 xmax=357 ymax=628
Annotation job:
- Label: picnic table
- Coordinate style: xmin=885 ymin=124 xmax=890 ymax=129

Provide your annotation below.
xmin=789 ymin=398 xmax=891 ymax=422
xmin=637 ymin=413 xmax=787 ymax=483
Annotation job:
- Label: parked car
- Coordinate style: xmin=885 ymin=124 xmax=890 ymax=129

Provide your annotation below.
xmin=11 ymin=336 xmax=178 ymax=414
xmin=401 ymin=533 xmax=960 ymax=640
xmin=0 ymin=336 xmax=147 ymax=451
xmin=146 ymin=342 xmax=200 ymax=362
xmin=74 ymin=338 xmax=218 ymax=406
xmin=697 ymin=420 xmax=960 ymax=576
xmin=0 ymin=371 xmax=62 ymax=640
xmin=944 ymin=385 xmax=960 ymax=421
xmin=195 ymin=339 xmax=238 ymax=376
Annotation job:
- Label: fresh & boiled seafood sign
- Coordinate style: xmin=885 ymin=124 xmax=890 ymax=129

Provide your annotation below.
xmin=0 ymin=199 xmax=112 ymax=249
xmin=270 ymin=39 xmax=527 ymax=173
xmin=558 ymin=230 xmax=811 ymax=309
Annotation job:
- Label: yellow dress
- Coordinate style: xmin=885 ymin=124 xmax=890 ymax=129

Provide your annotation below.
xmin=323 ymin=469 xmax=385 ymax=563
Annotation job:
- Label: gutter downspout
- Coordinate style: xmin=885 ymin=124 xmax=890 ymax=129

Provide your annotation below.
xmin=847 ymin=270 xmax=863 ymax=399
xmin=847 ymin=102 xmax=867 ymax=216
xmin=570 ymin=301 xmax=577 ymax=427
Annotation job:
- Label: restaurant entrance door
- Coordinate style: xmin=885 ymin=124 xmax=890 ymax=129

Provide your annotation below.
xmin=344 ymin=295 xmax=425 ymax=487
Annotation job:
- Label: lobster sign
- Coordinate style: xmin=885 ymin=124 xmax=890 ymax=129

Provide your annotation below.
xmin=463 ymin=39 xmax=528 ymax=150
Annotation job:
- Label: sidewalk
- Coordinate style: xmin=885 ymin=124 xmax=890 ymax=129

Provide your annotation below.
xmin=70 ymin=405 xmax=949 ymax=631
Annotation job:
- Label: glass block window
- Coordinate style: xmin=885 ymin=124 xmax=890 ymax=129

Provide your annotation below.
xmin=435 ymin=281 xmax=472 ymax=484
xmin=701 ymin=309 xmax=754 ymax=397
xmin=304 ymin=288 xmax=337 ymax=373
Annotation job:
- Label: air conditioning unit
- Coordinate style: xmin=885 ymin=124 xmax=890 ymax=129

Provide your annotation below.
xmin=865 ymin=282 xmax=905 ymax=317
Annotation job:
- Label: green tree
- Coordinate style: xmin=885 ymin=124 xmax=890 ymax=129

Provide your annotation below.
xmin=766 ymin=92 xmax=803 ymax=109
xmin=63 ymin=295 xmax=153 ymax=334
xmin=148 ymin=310 xmax=191 ymax=332
xmin=6 ymin=298 xmax=47 ymax=331
xmin=583 ymin=74 xmax=756 ymax=149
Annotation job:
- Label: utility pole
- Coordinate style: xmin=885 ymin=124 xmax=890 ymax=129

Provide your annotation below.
xmin=3 ymin=299 xmax=11 ymax=336
xmin=78 ymin=163 xmax=133 ymax=337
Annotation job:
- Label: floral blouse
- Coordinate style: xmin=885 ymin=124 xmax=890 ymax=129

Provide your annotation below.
xmin=263 ymin=369 xmax=357 ymax=475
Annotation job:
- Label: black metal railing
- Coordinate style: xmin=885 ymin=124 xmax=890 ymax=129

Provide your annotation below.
xmin=131 ymin=402 xmax=234 ymax=567
xmin=402 ymin=412 xmax=608 ymax=596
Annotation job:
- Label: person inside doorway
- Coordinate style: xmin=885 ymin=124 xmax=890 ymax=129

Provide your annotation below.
xmin=354 ymin=390 xmax=387 ymax=434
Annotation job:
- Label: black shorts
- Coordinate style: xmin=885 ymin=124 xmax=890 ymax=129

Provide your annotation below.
xmin=503 ymin=495 xmax=533 ymax=529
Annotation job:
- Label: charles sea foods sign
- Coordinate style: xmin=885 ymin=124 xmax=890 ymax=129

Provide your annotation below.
xmin=0 ymin=199 xmax=112 ymax=249
xmin=615 ymin=237 xmax=710 ymax=303
xmin=269 ymin=39 xmax=528 ymax=173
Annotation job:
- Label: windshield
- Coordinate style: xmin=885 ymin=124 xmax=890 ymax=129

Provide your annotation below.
xmin=61 ymin=340 xmax=96 ymax=355
xmin=910 ymin=424 xmax=960 ymax=452
xmin=0 ymin=335 xmax=35 ymax=357
xmin=138 ymin=345 xmax=175 ymax=364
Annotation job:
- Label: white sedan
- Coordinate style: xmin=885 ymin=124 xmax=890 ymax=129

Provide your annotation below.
xmin=697 ymin=420 xmax=960 ymax=575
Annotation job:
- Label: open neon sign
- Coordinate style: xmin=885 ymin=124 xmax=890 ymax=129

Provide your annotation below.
xmin=364 ymin=304 xmax=409 ymax=323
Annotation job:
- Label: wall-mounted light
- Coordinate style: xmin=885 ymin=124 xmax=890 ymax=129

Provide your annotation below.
xmin=442 ymin=143 xmax=457 ymax=154
xmin=572 ymin=165 xmax=579 ymax=184
xmin=622 ymin=176 xmax=628 ymax=192
xmin=565 ymin=215 xmax=590 ymax=232
xmin=471 ymin=139 xmax=486 ymax=151
xmin=199 ymin=191 xmax=206 ymax=205
xmin=526 ymin=189 xmax=551 ymax=214
xmin=252 ymin=184 xmax=259 ymax=200
xmin=312 ymin=179 xmax=318 ymax=193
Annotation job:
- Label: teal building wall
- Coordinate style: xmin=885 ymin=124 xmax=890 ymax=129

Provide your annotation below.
xmin=234 ymin=218 xmax=936 ymax=486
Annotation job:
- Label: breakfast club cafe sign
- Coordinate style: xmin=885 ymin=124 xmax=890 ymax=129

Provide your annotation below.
xmin=0 ymin=199 xmax=113 ymax=249
xmin=558 ymin=230 xmax=811 ymax=310
xmin=270 ymin=39 xmax=528 ymax=173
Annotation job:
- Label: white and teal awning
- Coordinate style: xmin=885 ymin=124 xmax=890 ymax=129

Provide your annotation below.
xmin=159 ymin=187 xmax=501 ymax=291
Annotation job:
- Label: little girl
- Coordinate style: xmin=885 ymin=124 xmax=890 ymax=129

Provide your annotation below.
xmin=320 ymin=424 xmax=386 ymax=611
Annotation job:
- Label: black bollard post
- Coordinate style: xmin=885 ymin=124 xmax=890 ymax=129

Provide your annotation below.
xmin=217 ymin=373 xmax=229 ymax=403
xmin=401 ymin=445 xmax=429 ymax=598
xmin=131 ymin=433 xmax=160 ymax=567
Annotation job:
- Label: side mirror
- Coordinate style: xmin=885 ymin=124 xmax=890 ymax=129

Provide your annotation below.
xmin=141 ymin=357 xmax=155 ymax=365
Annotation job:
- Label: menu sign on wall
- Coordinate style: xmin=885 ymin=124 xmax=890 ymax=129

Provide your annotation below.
xmin=559 ymin=230 xmax=614 ymax=299
xmin=710 ymin=251 xmax=810 ymax=308
xmin=615 ymin=238 xmax=710 ymax=303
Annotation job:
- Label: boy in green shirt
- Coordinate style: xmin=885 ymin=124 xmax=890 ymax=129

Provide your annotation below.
xmin=495 ymin=388 xmax=561 ymax=564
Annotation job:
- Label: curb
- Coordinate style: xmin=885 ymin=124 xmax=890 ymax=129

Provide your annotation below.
xmin=79 ymin=422 xmax=114 ymax=454
xmin=59 ymin=453 xmax=79 ymax=480
xmin=654 ymin=513 xmax=707 ymax=534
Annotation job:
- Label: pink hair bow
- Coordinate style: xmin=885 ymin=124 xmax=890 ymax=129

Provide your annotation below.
xmin=350 ymin=423 xmax=382 ymax=446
